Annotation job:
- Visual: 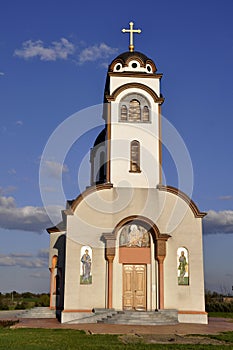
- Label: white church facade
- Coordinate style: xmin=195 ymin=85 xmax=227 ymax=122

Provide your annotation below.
xmin=47 ymin=23 xmax=207 ymax=324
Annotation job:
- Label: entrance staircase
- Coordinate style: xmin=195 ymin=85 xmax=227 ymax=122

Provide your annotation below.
xmin=19 ymin=307 xmax=56 ymax=319
xmin=97 ymin=309 xmax=178 ymax=325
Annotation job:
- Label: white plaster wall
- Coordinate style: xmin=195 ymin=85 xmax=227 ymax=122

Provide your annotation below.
xmin=110 ymin=76 xmax=160 ymax=96
xmin=110 ymin=89 xmax=160 ymax=188
xmin=63 ymin=187 xmax=205 ymax=314
xmin=63 ymin=216 xmax=106 ymax=310
xmin=163 ymin=218 xmax=206 ymax=312
xmin=178 ymin=313 xmax=208 ymax=324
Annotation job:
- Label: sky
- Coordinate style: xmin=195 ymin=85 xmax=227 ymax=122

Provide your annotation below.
xmin=0 ymin=0 xmax=233 ymax=294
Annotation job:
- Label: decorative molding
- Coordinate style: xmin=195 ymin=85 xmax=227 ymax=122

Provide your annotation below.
xmin=106 ymin=83 xmax=164 ymax=104
xmin=156 ymin=240 xmax=167 ymax=258
xmin=70 ymin=183 xmax=113 ymax=212
xmin=157 ymin=185 xmax=207 ymax=218
xmin=113 ymin=215 xmax=170 ymax=242
xmin=178 ymin=311 xmax=208 ymax=315
xmin=62 ymin=309 xmax=93 ymax=313
xmin=108 ymin=72 xmax=163 ymax=79
xmin=109 ymin=54 xmax=157 ymax=73
xmin=158 ymin=104 xmax=162 ymax=184
xmin=106 ymin=103 xmax=111 ymax=183
xmin=102 ymin=232 xmax=116 ymax=259
xmin=47 ymin=224 xmax=66 ymax=234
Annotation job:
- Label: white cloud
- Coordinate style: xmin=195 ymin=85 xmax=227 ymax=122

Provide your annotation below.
xmin=78 ymin=43 xmax=118 ymax=64
xmin=29 ymin=272 xmax=48 ymax=278
xmin=44 ymin=160 xmax=69 ymax=179
xmin=0 ymin=195 xmax=62 ymax=232
xmin=14 ymin=38 xmax=118 ymax=66
xmin=0 ymin=254 xmax=47 ymax=268
xmin=10 ymin=253 xmax=33 ymax=258
xmin=16 ymin=120 xmax=23 ymax=126
xmin=0 ymin=248 xmax=49 ymax=269
xmin=37 ymin=248 xmax=49 ymax=260
xmin=203 ymin=210 xmax=233 ymax=234
xmin=14 ymin=38 xmax=75 ymax=61
xmin=218 ymin=195 xmax=233 ymax=201
xmin=0 ymin=186 xmax=17 ymax=195
xmin=8 ymin=168 xmax=16 ymax=175
xmin=0 ymin=249 xmax=48 ymax=268
xmin=0 ymin=72 xmax=4 ymax=76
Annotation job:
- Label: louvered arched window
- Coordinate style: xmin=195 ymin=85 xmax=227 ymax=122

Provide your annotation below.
xmin=120 ymin=105 xmax=128 ymax=121
xmin=128 ymin=99 xmax=141 ymax=122
xmin=130 ymin=140 xmax=140 ymax=172
xmin=119 ymin=94 xmax=150 ymax=123
xmin=142 ymin=106 xmax=149 ymax=122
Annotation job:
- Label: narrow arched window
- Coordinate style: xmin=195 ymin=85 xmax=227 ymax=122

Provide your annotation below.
xmin=130 ymin=140 xmax=140 ymax=172
xmin=129 ymin=99 xmax=141 ymax=121
xmin=52 ymin=255 xmax=58 ymax=268
xmin=142 ymin=106 xmax=149 ymax=122
xmin=120 ymin=105 xmax=127 ymax=121
xmin=98 ymin=151 xmax=105 ymax=183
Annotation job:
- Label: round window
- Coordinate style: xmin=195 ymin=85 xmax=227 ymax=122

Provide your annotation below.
xmin=147 ymin=65 xmax=152 ymax=72
xmin=116 ymin=64 xmax=121 ymax=71
xmin=132 ymin=62 xmax=138 ymax=68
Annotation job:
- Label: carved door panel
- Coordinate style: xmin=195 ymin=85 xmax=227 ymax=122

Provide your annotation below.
xmin=123 ymin=265 xmax=134 ymax=310
xmin=134 ymin=265 xmax=146 ymax=310
xmin=123 ymin=264 xmax=146 ymax=310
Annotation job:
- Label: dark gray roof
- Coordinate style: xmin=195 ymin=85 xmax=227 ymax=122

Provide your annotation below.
xmin=94 ymin=128 xmax=106 ymax=147
xmin=112 ymin=51 xmax=151 ymax=63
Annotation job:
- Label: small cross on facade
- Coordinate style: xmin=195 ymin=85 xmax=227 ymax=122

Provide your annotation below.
xmin=122 ymin=21 xmax=141 ymax=52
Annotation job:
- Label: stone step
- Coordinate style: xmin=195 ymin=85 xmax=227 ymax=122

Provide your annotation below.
xmin=65 ymin=309 xmax=118 ymax=324
xmin=98 ymin=310 xmax=178 ymax=325
xmin=20 ymin=307 xmax=56 ymax=319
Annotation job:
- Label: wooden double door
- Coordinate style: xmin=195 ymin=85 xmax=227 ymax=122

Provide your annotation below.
xmin=123 ymin=264 xmax=146 ymax=310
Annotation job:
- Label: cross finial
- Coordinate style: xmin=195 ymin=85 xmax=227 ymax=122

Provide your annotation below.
xmin=122 ymin=21 xmax=141 ymax=52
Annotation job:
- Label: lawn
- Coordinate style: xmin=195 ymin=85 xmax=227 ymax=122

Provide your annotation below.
xmin=0 ymin=329 xmax=233 ymax=350
xmin=208 ymin=312 xmax=233 ymax=319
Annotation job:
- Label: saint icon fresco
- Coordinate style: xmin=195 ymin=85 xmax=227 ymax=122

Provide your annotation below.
xmin=119 ymin=224 xmax=150 ymax=247
xmin=177 ymin=247 xmax=189 ymax=285
xmin=80 ymin=246 xmax=92 ymax=284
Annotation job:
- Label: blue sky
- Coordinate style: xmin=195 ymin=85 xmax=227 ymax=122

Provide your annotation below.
xmin=0 ymin=0 xmax=233 ymax=294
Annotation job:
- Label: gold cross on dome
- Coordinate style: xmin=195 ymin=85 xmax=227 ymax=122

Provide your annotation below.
xmin=122 ymin=21 xmax=141 ymax=52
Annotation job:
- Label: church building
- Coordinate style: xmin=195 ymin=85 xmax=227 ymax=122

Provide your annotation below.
xmin=47 ymin=23 xmax=207 ymax=324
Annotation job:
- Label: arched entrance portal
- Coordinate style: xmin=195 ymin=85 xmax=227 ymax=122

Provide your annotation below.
xmin=118 ymin=223 xmax=150 ymax=310
xmin=102 ymin=215 xmax=170 ymax=311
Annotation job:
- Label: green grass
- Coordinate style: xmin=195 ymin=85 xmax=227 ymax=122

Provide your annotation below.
xmin=0 ymin=329 xmax=233 ymax=350
xmin=209 ymin=312 xmax=233 ymax=319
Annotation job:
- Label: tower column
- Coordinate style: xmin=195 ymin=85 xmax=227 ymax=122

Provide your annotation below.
xmin=102 ymin=233 xmax=116 ymax=309
xmin=107 ymin=256 xmax=114 ymax=308
xmin=157 ymin=256 xmax=165 ymax=309
xmin=156 ymin=239 xmax=167 ymax=310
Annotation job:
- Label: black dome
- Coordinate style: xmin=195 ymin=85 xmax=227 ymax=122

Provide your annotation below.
xmin=111 ymin=51 xmax=151 ymax=65
xmin=108 ymin=51 xmax=157 ymax=73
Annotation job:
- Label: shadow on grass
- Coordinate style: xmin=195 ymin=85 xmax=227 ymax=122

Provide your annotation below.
xmin=0 ymin=328 xmax=233 ymax=349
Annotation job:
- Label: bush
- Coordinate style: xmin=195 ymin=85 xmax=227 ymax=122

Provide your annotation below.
xmin=36 ymin=294 xmax=50 ymax=307
xmin=0 ymin=320 xmax=19 ymax=328
xmin=206 ymin=301 xmax=233 ymax=313
xmin=0 ymin=302 xmax=9 ymax=310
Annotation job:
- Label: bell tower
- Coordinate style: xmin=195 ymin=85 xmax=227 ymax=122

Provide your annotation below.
xmin=90 ymin=22 xmax=164 ymax=188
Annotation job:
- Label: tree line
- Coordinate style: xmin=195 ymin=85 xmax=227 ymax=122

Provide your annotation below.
xmin=0 ymin=291 xmax=50 ymax=310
